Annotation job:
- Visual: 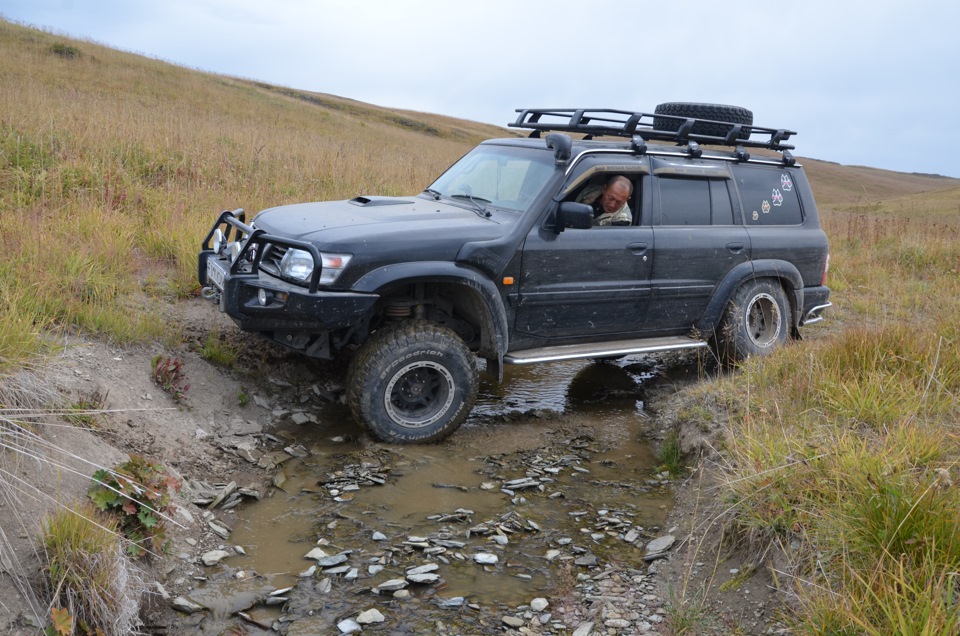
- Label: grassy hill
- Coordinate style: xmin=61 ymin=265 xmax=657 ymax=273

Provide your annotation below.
xmin=3 ymin=17 xmax=960 ymax=635
xmin=3 ymin=17 xmax=959 ymax=370
xmin=0 ymin=19 xmax=514 ymax=370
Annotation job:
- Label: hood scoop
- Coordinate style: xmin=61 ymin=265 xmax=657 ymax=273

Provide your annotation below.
xmin=349 ymin=196 xmax=415 ymax=207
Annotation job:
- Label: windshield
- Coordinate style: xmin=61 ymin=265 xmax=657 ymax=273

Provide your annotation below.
xmin=426 ymin=144 xmax=555 ymax=213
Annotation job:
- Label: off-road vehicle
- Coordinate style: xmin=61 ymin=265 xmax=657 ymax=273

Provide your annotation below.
xmin=199 ymin=103 xmax=831 ymax=444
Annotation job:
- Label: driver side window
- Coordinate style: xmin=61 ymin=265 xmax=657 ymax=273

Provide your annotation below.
xmin=567 ymin=174 xmax=640 ymax=227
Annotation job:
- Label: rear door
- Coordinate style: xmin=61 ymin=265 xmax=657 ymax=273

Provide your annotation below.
xmin=644 ymin=159 xmax=751 ymax=332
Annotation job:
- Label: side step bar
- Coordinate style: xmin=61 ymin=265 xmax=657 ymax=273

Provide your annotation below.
xmin=504 ymin=336 xmax=708 ymax=365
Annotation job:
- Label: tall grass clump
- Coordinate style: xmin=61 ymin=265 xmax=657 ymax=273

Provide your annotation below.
xmin=41 ymin=503 xmax=145 ymax=636
xmin=0 ymin=274 xmax=50 ymax=375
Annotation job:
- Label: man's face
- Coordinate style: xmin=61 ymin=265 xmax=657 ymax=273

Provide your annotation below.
xmin=600 ymin=182 xmax=631 ymax=214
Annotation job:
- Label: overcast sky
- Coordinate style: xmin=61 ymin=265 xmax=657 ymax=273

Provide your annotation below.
xmin=4 ymin=0 xmax=959 ymax=178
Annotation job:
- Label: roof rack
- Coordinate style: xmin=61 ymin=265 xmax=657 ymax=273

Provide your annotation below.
xmin=509 ymin=108 xmax=797 ymax=153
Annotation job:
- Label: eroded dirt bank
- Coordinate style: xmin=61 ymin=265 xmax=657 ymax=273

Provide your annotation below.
xmin=0 ymin=300 xmax=788 ymax=635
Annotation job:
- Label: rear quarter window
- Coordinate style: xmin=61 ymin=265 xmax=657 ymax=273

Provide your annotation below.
xmin=734 ymin=166 xmax=803 ymax=225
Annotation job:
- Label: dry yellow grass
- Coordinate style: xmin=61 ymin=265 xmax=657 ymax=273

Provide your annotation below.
xmin=0 ymin=19 xmax=509 ymax=368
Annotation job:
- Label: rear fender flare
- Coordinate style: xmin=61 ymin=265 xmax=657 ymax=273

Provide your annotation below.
xmin=353 ymin=262 xmax=509 ymax=372
xmin=697 ymin=260 xmax=804 ymax=335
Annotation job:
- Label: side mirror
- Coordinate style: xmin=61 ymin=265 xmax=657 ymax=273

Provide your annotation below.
xmin=557 ymin=201 xmax=593 ymax=231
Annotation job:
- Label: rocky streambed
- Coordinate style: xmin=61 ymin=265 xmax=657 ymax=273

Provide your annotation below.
xmin=155 ymin=357 xmax=685 ymax=635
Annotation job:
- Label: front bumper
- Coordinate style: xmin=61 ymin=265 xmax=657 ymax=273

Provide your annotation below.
xmin=200 ymin=251 xmax=378 ymax=333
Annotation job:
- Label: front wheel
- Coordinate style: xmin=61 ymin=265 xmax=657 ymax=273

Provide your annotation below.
xmin=346 ymin=321 xmax=478 ymax=444
xmin=715 ymin=279 xmax=789 ymax=363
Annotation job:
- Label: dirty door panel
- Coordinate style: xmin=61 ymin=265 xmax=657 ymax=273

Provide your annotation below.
xmin=645 ymin=175 xmax=750 ymax=332
xmin=515 ymin=224 xmax=654 ymax=338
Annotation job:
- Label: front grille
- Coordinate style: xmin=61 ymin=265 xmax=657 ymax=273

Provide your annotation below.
xmin=259 ymin=243 xmax=287 ymax=277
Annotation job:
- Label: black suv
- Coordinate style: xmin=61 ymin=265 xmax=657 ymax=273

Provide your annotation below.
xmin=199 ymin=103 xmax=831 ymax=443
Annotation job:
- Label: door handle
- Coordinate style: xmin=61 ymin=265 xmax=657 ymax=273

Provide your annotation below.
xmin=627 ymin=242 xmax=648 ymax=254
xmin=727 ymin=242 xmax=744 ymax=254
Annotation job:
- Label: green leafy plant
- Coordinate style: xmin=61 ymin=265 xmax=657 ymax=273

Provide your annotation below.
xmin=87 ymin=455 xmax=181 ymax=558
xmin=151 ymin=354 xmax=189 ymax=406
xmin=44 ymin=607 xmax=72 ymax=636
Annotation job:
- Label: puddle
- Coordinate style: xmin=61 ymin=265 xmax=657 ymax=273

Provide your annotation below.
xmin=208 ymin=355 xmax=682 ymax=630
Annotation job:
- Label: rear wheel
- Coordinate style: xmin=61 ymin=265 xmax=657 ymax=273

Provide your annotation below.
xmin=346 ymin=321 xmax=478 ymax=444
xmin=715 ymin=279 xmax=789 ymax=363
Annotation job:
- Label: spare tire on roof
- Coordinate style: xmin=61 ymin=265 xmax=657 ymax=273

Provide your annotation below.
xmin=653 ymin=102 xmax=753 ymax=139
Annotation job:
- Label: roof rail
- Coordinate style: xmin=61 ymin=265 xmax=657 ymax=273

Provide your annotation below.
xmin=509 ymin=108 xmax=797 ymax=152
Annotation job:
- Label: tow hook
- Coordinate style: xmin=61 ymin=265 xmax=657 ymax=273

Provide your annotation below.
xmin=201 ymin=286 xmax=220 ymax=302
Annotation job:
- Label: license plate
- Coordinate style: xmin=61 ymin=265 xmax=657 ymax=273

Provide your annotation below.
xmin=207 ymin=257 xmax=227 ymax=290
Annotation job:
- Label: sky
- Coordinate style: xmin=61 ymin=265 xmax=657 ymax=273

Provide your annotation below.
xmin=3 ymin=0 xmax=959 ymax=178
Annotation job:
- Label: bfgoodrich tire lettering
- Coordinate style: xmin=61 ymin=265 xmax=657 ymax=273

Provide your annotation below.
xmin=346 ymin=321 xmax=478 ymax=443
xmin=716 ymin=279 xmax=789 ymax=363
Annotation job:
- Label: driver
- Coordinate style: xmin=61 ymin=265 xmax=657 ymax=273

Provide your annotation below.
xmin=577 ymin=175 xmax=633 ymax=226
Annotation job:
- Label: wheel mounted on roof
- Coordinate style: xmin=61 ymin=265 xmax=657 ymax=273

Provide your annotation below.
xmin=653 ymin=102 xmax=753 ymax=139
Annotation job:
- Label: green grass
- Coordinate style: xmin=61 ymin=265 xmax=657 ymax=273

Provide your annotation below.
xmin=199 ymin=328 xmax=240 ymax=367
xmin=63 ymin=390 xmax=107 ymax=429
xmin=41 ymin=503 xmax=145 ymax=635
xmin=709 ymin=205 xmax=960 ymax=632
xmin=656 ymin=429 xmax=685 ymax=476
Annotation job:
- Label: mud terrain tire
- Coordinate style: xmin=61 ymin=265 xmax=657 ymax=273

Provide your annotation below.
xmin=715 ymin=279 xmax=789 ymax=363
xmin=346 ymin=321 xmax=478 ymax=443
xmin=654 ymin=102 xmax=753 ymax=139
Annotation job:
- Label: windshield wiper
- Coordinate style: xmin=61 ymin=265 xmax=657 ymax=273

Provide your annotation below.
xmin=450 ymin=193 xmax=492 ymax=218
xmin=423 ymin=188 xmax=442 ymax=201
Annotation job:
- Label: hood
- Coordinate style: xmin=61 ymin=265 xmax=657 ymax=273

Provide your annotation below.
xmin=251 ymin=196 xmax=506 ymax=249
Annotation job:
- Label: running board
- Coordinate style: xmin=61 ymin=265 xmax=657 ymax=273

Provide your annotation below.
xmin=503 ymin=336 xmax=708 ymax=365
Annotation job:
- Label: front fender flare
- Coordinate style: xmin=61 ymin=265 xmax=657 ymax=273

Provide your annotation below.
xmin=353 ymin=262 xmax=509 ymax=377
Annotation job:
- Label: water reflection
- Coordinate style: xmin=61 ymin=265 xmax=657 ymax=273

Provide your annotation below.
xmin=473 ymin=356 xmax=660 ymax=419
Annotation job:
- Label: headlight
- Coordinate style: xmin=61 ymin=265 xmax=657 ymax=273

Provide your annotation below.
xmin=279 ymin=249 xmax=352 ymax=285
xmin=280 ymin=248 xmax=315 ymax=281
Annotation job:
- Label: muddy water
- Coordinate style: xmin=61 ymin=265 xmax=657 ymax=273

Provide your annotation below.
xmin=214 ymin=356 xmax=680 ymax=631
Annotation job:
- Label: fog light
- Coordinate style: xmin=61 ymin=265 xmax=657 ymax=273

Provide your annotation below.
xmin=258 ymin=289 xmax=270 ymax=306
xmin=212 ymin=228 xmax=225 ymax=253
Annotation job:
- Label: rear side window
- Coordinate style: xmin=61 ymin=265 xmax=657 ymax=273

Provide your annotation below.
xmin=658 ymin=177 xmax=734 ymax=226
xmin=735 ymin=167 xmax=803 ymax=225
